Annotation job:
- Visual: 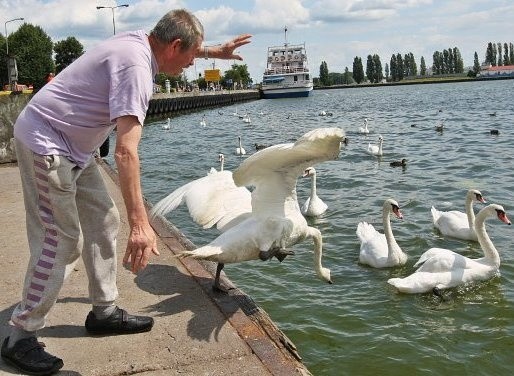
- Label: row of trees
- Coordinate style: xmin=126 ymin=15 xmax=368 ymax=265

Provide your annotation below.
xmin=485 ymin=42 xmax=514 ymax=66
xmin=316 ymin=44 xmax=496 ymax=86
xmin=1 ymin=22 xmax=252 ymax=91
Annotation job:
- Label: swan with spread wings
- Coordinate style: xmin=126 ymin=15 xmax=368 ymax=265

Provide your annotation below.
xmin=151 ymin=127 xmax=345 ymax=292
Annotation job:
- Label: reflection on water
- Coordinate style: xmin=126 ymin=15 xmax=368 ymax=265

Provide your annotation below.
xmin=109 ymin=79 xmax=514 ymax=375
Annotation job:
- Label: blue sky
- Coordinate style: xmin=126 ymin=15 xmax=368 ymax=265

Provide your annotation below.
xmin=2 ymin=1 xmax=513 ymax=81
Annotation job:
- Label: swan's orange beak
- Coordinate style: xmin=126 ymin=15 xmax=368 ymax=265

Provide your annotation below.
xmin=393 ymin=206 xmax=403 ymax=220
xmin=497 ymin=210 xmax=511 ymax=225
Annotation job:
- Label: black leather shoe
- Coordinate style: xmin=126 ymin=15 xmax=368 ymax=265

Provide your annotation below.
xmin=85 ymin=306 xmax=154 ymax=335
xmin=1 ymin=336 xmax=63 ymax=375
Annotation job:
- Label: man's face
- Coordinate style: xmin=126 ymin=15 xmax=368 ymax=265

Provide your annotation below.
xmin=163 ymin=36 xmax=203 ymax=76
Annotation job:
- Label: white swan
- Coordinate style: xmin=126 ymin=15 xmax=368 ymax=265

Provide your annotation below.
xmin=242 ymin=113 xmax=251 ymax=124
xmin=200 ymin=115 xmax=206 ymax=127
xmin=217 ymin=153 xmax=224 ymax=171
xmin=209 ymin=153 xmax=225 ymax=174
xmin=357 ymin=199 xmax=407 ymax=268
xmin=388 ymin=204 xmax=511 ymax=294
xmin=162 ymin=117 xmax=171 ymax=130
xmin=301 ymin=167 xmax=327 ymax=217
xmin=431 ymin=189 xmax=486 ymax=241
xmin=367 ymin=135 xmax=383 ymax=156
xmin=151 ymin=128 xmax=345 ymax=291
xmin=236 ymin=136 xmax=246 ymax=156
xmin=359 ymin=118 xmax=370 ymax=134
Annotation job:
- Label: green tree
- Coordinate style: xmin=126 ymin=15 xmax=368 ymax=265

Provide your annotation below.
xmin=396 ymin=53 xmax=404 ymax=80
xmin=0 ymin=34 xmax=6 ymax=88
xmin=384 ymin=63 xmax=389 ymax=80
xmin=343 ymin=66 xmax=353 ymax=85
xmin=319 ymin=61 xmax=329 ymax=86
xmin=453 ymin=47 xmax=464 ymax=73
xmin=365 ymin=55 xmax=374 ymax=83
xmin=352 ymin=57 xmax=364 ymax=84
xmin=8 ymin=23 xmax=54 ymax=90
xmin=485 ymin=42 xmax=494 ymax=65
xmin=390 ymin=54 xmax=397 ymax=81
xmin=503 ymin=42 xmax=510 ymax=65
xmin=510 ymin=43 xmax=514 ymax=66
xmin=497 ymin=43 xmax=503 ymax=66
xmin=222 ymin=63 xmax=252 ymax=88
xmin=420 ymin=56 xmax=426 ymax=76
xmin=473 ymin=51 xmax=480 ymax=75
xmin=54 ymin=36 xmax=84 ymax=74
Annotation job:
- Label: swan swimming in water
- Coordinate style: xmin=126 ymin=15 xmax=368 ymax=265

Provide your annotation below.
xmin=301 ymin=167 xmax=328 ymax=217
xmin=431 ymin=189 xmax=486 ymax=241
xmin=388 ymin=204 xmax=511 ymax=294
xmin=359 ymin=118 xmax=370 ymax=134
xmin=357 ymin=199 xmax=407 ymax=268
xmin=236 ymin=136 xmax=246 ymax=156
xmin=367 ymin=135 xmax=383 ymax=156
xmin=162 ymin=118 xmax=171 ymax=130
xmin=151 ymin=127 xmax=345 ymax=292
xmin=200 ymin=115 xmax=206 ymax=127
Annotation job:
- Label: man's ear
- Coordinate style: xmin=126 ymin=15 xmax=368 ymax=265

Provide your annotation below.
xmin=169 ymin=39 xmax=181 ymax=51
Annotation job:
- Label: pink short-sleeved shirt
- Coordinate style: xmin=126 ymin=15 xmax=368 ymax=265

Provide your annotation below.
xmin=14 ymin=30 xmax=158 ymax=168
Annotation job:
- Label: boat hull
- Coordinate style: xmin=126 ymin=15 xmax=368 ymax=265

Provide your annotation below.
xmin=260 ymin=86 xmax=313 ymax=99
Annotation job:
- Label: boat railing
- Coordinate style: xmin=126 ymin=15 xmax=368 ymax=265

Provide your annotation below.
xmin=264 ymin=67 xmax=309 ymax=75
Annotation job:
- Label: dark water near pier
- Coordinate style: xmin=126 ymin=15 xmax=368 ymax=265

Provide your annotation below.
xmin=110 ymin=79 xmax=514 ymax=375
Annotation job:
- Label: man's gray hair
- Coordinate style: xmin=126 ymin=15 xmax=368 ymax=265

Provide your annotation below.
xmin=151 ymin=9 xmax=204 ymax=50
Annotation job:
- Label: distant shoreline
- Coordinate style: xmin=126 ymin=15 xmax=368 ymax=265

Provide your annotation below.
xmin=314 ymin=75 xmax=514 ymax=90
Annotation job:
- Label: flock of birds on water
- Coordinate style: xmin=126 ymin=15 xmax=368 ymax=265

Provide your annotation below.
xmin=150 ymin=109 xmax=509 ymax=300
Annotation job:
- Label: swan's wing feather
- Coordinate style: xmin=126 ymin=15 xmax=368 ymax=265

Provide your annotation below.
xmin=151 ymin=171 xmax=252 ymax=231
xmin=414 ymin=248 xmax=467 ymax=272
xmin=233 ymin=127 xmax=344 ymax=188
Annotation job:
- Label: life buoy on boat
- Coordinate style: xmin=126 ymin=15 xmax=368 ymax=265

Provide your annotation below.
xmin=294 ymin=54 xmax=300 ymax=60
xmin=274 ymin=56 xmax=280 ymax=62
xmin=287 ymin=55 xmax=292 ymax=61
xmin=280 ymin=55 xmax=285 ymax=61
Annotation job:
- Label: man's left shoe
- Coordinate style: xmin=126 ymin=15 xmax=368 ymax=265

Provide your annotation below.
xmin=85 ymin=306 xmax=154 ymax=335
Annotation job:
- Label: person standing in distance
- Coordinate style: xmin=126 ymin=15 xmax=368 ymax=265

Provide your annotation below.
xmin=1 ymin=9 xmax=251 ymax=375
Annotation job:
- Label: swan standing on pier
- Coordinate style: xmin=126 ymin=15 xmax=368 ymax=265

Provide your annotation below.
xmin=357 ymin=199 xmax=407 ymax=268
xmin=431 ymin=189 xmax=486 ymax=241
xmin=151 ymin=128 xmax=345 ymax=292
xmin=388 ymin=204 xmax=511 ymax=294
xmin=301 ymin=167 xmax=328 ymax=217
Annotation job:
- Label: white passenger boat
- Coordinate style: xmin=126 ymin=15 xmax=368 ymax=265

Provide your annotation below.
xmin=260 ymin=27 xmax=313 ymax=99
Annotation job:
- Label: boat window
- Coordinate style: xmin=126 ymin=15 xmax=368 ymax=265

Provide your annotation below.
xmin=294 ymin=76 xmax=298 ymax=82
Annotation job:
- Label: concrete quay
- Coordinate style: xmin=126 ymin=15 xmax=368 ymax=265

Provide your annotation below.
xmin=0 ymin=160 xmax=310 ymax=376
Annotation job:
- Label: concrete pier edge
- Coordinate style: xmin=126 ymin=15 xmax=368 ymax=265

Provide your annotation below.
xmin=99 ymin=158 xmax=311 ymax=376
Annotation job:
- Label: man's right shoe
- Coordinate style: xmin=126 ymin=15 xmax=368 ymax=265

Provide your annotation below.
xmin=85 ymin=306 xmax=154 ymax=335
xmin=1 ymin=336 xmax=63 ymax=375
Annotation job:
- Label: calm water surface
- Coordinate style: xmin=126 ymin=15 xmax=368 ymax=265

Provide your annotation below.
xmin=111 ymin=80 xmax=514 ymax=375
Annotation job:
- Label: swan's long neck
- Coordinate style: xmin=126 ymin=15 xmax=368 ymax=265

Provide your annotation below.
xmin=465 ymin=194 xmax=476 ymax=229
xmin=310 ymin=173 xmax=317 ymax=198
xmin=378 ymin=140 xmax=383 ymax=154
xmin=238 ymin=138 xmax=242 ymax=149
xmin=308 ymin=227 xmax=325 ymax=279
xmin=383 ymin=209 xmax=399 ymax=260
xmin=475 ymin=211 xmax=500 ymax=266
xmin=220 ymin=159 xmax=224 ymax=171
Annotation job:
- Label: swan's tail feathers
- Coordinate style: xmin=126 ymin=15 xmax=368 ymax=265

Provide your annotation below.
xmin=356 ymin=222 xmax=375 ymax=242
xmin=430 ymin=206 xmax=441 ymax=224
xmin=150 ymin=184 xmax=190 ymax=218
xmin=176 ymin=245 xmax=223 ymax=261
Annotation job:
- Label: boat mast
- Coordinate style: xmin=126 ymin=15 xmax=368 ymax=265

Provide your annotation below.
xmin=284 ymin=25 xmax=288 ymax=47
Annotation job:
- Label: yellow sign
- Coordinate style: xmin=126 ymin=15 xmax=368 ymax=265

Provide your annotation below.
xmin=204 ymin=69 xmax=221 ymax=81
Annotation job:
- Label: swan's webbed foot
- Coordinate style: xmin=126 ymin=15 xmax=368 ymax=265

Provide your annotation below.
xmin=259 ymin=247 xmax=294 ymax=262
xmin=432 ymin=286 xmax=449 ymax=302
xmin=212 ymin=263 xmax=233 ymax=294
xmin=274 ymin=249 xmax=295 ymax=262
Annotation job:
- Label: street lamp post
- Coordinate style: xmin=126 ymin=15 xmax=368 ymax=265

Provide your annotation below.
xmin=96 ymin=4 xmax=129 ymax=35
xmin=4 ymin=17 xmax=24 ymax=90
